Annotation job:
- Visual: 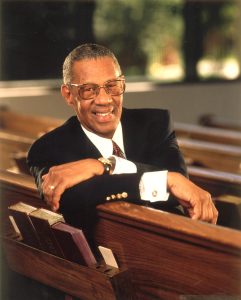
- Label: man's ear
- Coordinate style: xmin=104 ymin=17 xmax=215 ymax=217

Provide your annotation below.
xmin=61 ymin=84 xmax=74 ymax=106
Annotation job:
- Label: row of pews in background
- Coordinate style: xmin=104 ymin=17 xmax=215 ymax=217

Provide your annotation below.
xmin=1 ymin=107 xmax=240 ymax=228
xmin=1 ymin=107 xmax=241 ymax=173
xmin=0 ymin=108 xmax=241 ymax=299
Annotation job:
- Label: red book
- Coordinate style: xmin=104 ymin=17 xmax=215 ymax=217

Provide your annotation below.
xmin=51 ymin=222 xmax=97 ymax=266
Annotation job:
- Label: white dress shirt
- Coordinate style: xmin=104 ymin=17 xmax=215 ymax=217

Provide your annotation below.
xmin=81 ymin=123 xmax=169 ymax=202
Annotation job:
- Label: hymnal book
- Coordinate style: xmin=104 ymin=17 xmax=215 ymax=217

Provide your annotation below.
xmin=29 ymin=208 xmax=65 ymax=257
xmin=8 ymin=202 xmax=41 ymax=248
xmin=51 ymin=222 xmax=97 ymax=266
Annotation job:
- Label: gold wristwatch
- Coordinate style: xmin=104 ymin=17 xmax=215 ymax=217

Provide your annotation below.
xmin=98 ymin=157 xmax=113 ymax=174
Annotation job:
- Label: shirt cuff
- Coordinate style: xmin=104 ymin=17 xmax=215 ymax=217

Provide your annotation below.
xmin=111 ymin=155 xmax=137 ymax=174
xmin=139 ymin=170 xmax=169 ymax=202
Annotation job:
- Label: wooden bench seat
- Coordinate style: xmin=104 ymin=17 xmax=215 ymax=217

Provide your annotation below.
xmin=178 ymin=137 xmax=241 ymax=174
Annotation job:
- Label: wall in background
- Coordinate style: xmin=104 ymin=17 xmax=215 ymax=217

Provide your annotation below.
xmin=0 ymin=81 xmax=240 ymax=124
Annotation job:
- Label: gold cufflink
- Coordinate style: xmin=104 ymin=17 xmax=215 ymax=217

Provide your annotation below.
xmin=152 ymin=190 xmax=158 ymax=197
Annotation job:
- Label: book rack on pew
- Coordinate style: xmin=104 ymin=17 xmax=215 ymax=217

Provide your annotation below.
xmin=3 ymin=236 xmax=133 ymax=300
xmin=0 ymin=170 xmax=133 ymax=300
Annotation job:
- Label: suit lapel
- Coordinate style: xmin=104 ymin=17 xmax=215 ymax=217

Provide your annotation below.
xmin=68 ymin=117 xmax=102 ymax=160
xmin=121 ymin=108 xmax=141 ymax=160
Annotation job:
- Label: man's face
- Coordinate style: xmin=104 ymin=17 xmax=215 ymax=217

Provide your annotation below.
xmin=63 ymin=57 xmax=123 ymax=139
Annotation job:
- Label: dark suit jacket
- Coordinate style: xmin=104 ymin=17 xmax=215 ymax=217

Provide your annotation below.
xmin=27 ymin=108 xmax=187 ymax=230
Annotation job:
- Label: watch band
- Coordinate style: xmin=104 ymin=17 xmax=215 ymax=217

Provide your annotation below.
xmin=98 ymin=157 xmax=112 ymax=174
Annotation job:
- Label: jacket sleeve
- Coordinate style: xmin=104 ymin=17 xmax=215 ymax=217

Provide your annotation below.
xmin=27 ymin=147 xmax=143 ymax=213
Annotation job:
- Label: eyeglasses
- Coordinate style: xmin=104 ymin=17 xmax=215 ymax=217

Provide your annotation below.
xmin=68 ymin=75 xmax=125 ymax=100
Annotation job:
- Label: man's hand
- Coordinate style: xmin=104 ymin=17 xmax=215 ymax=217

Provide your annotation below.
xmin=167 ymin=172 xmax=218 ymax=224
xmin=41 ymin=159 xmax=104 ymax=211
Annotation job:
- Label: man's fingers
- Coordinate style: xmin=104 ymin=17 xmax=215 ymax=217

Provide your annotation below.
xmin=210 ymin=202 xmax=218 ymax=224
xmin=50 ymin=184 xmax=66 ymax=211
xmin=190 ymin=197 xmax=218 ymax=224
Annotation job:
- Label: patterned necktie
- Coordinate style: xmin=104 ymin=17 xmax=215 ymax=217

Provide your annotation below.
xmin=112 ymin=140 xmax=125 ymax=158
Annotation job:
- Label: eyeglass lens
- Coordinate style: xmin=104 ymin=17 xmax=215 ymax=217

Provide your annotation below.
xmin=79 ymin=79 xmax=125 ymax=100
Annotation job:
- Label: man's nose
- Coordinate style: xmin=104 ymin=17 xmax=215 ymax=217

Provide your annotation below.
xmin=94 ymin=86 xmax=112 ymax=104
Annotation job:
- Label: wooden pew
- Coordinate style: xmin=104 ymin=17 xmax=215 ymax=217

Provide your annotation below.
xmin=175 ymin=121 xmax=241 ymax=146
xmin=94 ymin=202 xmax=241 ymax=299
xmin=1 ymin=170 xmax=241 ymax=299
xmin=2 ymin=109 xmax=241 ymax=174
xmin=0 ymin=107 xmax=63 ymax=138
xmin=0 ymin=108 xmax=62 ymax=172
xmin=188 ymin=165 xmax=241 ymax=197
xmin=178 ymin=137 xmax=241 ymax=174
xmin=188 ymin=166 xmax=241 ymax=230
xmin=0 ymin=130 xmax=34 ymax=171
xmin=1 ymin=166 xmax=241 ymax=231
xmin=199 ymin=114 xmax=241 ymax=132
xmin=0 ymin=171 xmax=133 ymax=300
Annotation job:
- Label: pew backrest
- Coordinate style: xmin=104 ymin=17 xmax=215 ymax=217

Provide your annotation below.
xmin=0 ymin=108 xmax=63 ymax=138
xmin=178 ymin=137 xmax=241 ymax=174
xmin=1 ymin=170 xmax=241 ymax=299
xmin=95 ymin=201 xmax=241 ymax=299
xmin=175 ymin=122 xmax=241 ymax=146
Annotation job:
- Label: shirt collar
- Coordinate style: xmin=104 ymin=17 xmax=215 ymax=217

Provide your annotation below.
xmin=81 ymin=122 xmax=125 ymax=158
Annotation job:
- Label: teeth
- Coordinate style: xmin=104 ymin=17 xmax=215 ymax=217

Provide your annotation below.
xmin=96 ymin=112 xmax=111 ymax=116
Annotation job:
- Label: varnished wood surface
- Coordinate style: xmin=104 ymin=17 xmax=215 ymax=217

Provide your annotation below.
xmin=175 ymin=121 xmax=241 ymax=146
xmin=1 ymin=170 xmax=241 ymax=299
xmin=0 ymin=108 xmax=63 ymax=138
xmin=0 ymin=169 xmax=35 ymax=191
xmin=178 ymin=137 xmax=241 ymax=174
xmin=0 ymin=130 xmax=34 ymax=169
xmin=188 ymin=165 xmax=241 ymax=197
xmin=96 ymin=201 xmax=241 ymax=253
xmin=95 ymin=201 xmax=241 ymax=299
xmin=4 ymin=238 xmax=132 ymax=300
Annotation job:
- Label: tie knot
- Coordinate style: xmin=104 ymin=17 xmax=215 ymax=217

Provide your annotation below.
xmin=112 ymin=140 xmax=125 ymax=158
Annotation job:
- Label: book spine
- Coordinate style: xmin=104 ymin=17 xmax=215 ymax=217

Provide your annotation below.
xmin=9 ymin=210 xmax=42 ymax=249
xmin=72 ymin=233 xmax=97 ymax=266
xmin=29 ymin=217 xmax=64 ymax=257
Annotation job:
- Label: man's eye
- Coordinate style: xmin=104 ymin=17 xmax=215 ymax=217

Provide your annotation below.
xmin=82 ymin=85 xmax=95 ymax=92
xmin=107 ymin=82 xmax=118 ymax=88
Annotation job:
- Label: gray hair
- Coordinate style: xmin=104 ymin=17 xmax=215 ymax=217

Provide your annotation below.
xmin=63 ymin=43 xmax=121 ymax=84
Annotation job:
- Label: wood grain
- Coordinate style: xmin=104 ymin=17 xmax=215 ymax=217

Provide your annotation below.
xmin=3 ymin=238 xmax=131 ymax=300
xmin=94 ymin=201 xmax=241 ymax=299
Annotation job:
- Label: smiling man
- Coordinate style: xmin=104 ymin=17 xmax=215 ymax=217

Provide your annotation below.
xmin=27 ymin=43 xmax=218 ymax=231
xmin=62 ymin=56 xmax=123 ymax=138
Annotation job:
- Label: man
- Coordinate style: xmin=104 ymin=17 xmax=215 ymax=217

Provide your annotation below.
xmin=27 ymin=43 xmax=218 ymax=231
